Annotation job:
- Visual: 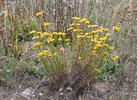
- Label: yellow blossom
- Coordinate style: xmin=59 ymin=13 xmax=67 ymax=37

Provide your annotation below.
xmin=73 ymin=29 xmax=83 ymax=33
xmin=113 ymin=26 xmax=120 ymax=32
xmin=44 ymin=22 xmax=50 ymax=27
xmin=92 ymin=50 xmax=97 ymax=56
xmin=36 ymin=12 xmax=43 ymax=16
xmin=88 ymin=25 xmax=98 ymax=28
xmin=104 ymin=51 xmax=109 ymax=56
xmin=47 ymin=38 xmax=54 ymax=43
xmin=106 ymin=33 xmax=110 ymax=37
xmin=72 ymin=17 xmax=81 ymax=21
xmin=109 ymin=46 xmax=114 ymax=50
xmin=62 ymin=33 xmax=66 ymax=36
xmin=43 ymin=50 xmax=48 ymax=55
xmin=38 ymin=52 xmax=43 ymax=57
xmin=98 ymin=30 xmax=103 ymax=33
xmin=102 ymin=28 xmax=109 ymax=32
xmin=40 ymin=33 xmax=46 ymax=39
xmin=103 ymin=44 xmax=109 ymax=47
xmin=32 ymin=36 xmax=39 ymax=40
xmin=58 ymin=38 xmax=62 ymax=42
xmin=70 ymin=24 xmax=75 ymax=27
xmin=37 ymin=31 xmax=42 ymax=35
xmin=58 ymin=32 xmax=62 ymax=36
xmin=78 ymin=56 xmax=82 ymax=60
xmin=53 ymin=52 xmax=57 ymax=56
xmin=52 ymin=32 xmax=58 ymax=35
xmin=89 ymin=31 xmax=96 ymax=35
xmin=65 ymin=43 xmax=70 ymax=46
xmin=67 ymin=27 xmax=74 ymax=31
xmin=29 ymin=30 xmax=36 ymax=34
xmin=65 ymin=39 xmax=70 ymax=42
xmin=43 ymin=32 xmax=50 ymax=37
xmin=33 ymin=42 xmax=42 ymax=47
xmin=37 ymin=59 xmax=41 ymax=62
xmin=85 ymin=21 xmax=90 ymax=24
xmin=48 ymin=52 xmax=52 ymax=57
xmin=75 ymin=24 xmax=81 ymax=26
xmin=81 ymin=18 xmax=88 ymax=22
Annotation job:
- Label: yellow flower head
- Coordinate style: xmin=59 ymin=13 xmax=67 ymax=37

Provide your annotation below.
xmin=52 ymin=32 xmax=58 ymax=35
xmin=98 ymin=30 xmax=103 ymax=33
xmin=67 ymin=27 xmax=74 ymax=31
xmin=58 ymin=38 xmax=62 ymax=42
xmin=43 ymin=32 xmax=50 ymax=37
xmin=29 ymin=30 xmax=36 ymax=34
xmin=48 ymin=53 xmax=52 ymax=57
xmin=53 ymin=52 xmax=57 ymax=56
xmin=38 ymin=52 xmax=43 ymax=57
xmin=37 ymin=59 xmax=41 ymax=62
xmin=62 ymin=33 xmax=66 ymax=36
xmin=88 ymin=25 xmax=98 ymax=28
xmin=73 ymin=29 xmax=83 ymax=33
xmin=81 ymin=18 xmax=88 ymax=23
xmin=37 ymin=31 xmax=42 ymax=35
xmin=70 ymin=23 xmax=75 ymax=27
xmin=92 ymin=50 xmax=97 ymax=56
xmin=75 ymin=24 xmax=81 ymax=26
xmin=47 ymin=38 xmax=54 ymax=43
xmin=33 ymin=42 xmax=42 ymax=47
xmin=65 ymin=43 xmax=70 ymax=46
xmin=85 ymin=21 xmax=90 ymax=24
xmin=113 ymin=26 xmax=120 ymax=32
xmin=65 ymin=39 xmax=70 ymax=42
xmin=72 ymin=17 xmax=81 ymax=21
xmin=78 ymin=56 xmax=82 ymax=60
xmin=102 ymin=28 xmax=109 ymax=32
xmin=40 ymin=33 xmax=46 ymax=39
xmin=103 ymin=44 xmax=108 ymax=47
xmin=109 ymin=46 xmax=114 ymax=50
xmin=32 ymin=36 xmax=39 ymax=40
xmin=43 ymin=50 xmax=48 ymax=55
xmin=106 ymin=33 xmax=110 ymax=37
xmin=44 ymin=22 xmax=51 ymax=27
xmin=104 ymin=51 xmax=109 ymax=56
xmin=58 ymin=32 xmax=62 ymax=36
xmin=36 ymin=12 xmax=43 ymax=16
xmin=89 ymin=31 xmax=96 ymax=35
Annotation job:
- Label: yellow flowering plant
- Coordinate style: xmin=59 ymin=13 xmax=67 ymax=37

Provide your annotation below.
xmin=30 ymin=16 xmax=121 ymax=90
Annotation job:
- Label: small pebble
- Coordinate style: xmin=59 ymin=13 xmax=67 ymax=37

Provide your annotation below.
xmin=39 ymin=92 xmax=43 ymax=96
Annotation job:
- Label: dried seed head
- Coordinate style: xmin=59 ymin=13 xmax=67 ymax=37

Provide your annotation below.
xmin=67 ymin=87 xmax=72 ymax=91
xmin=60 ymin=92 xmax=64 ymax=96
xmin=59 ymin=88 xmax=63 ymax=92
xmin=60 ymin=47 xmax=64 ymax=53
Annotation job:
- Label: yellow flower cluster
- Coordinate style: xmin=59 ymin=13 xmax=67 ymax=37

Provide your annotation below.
xmin=66 ymin=17 xmax=119 ymax=61
xmin=37 ymin=49 xmax=57 ymax=58
xmin=30 ymin=16 xmax=119 ymax=71
xmin=72 ymin=17 xmax=90 ymax=24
